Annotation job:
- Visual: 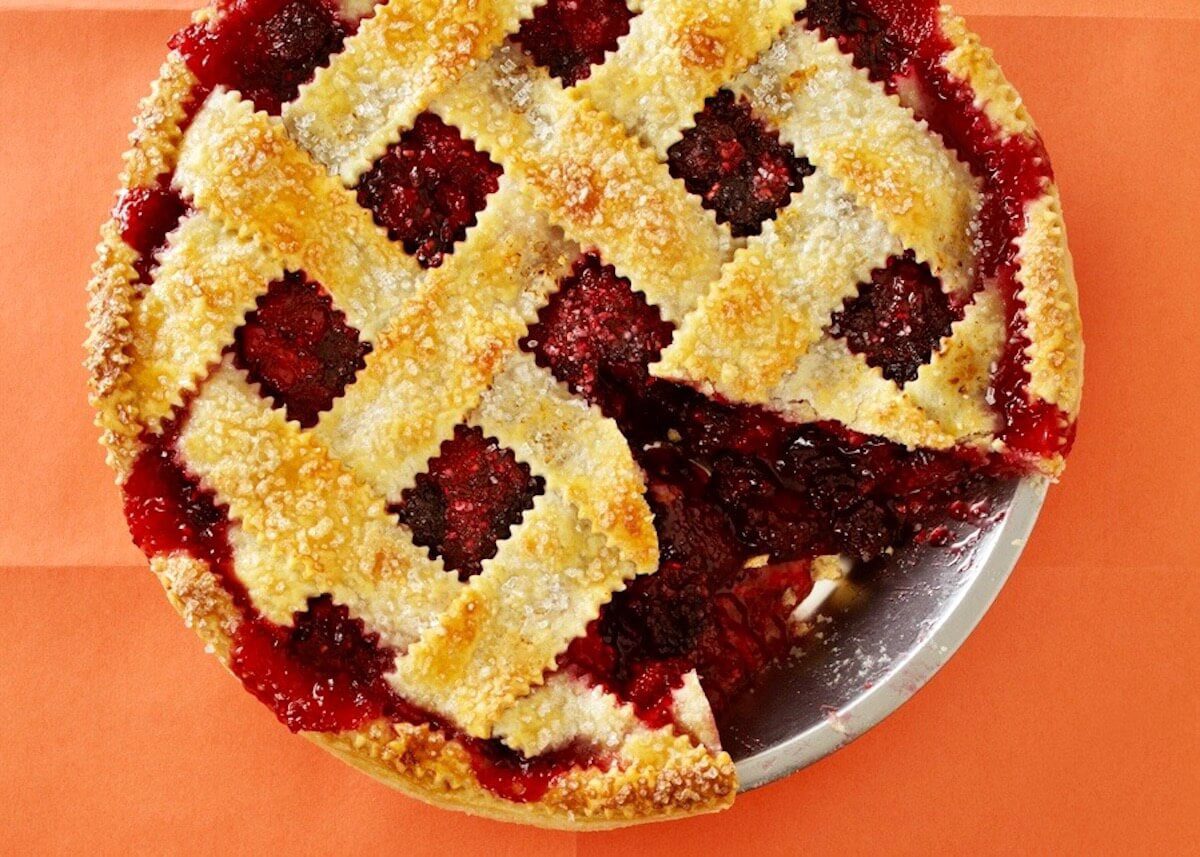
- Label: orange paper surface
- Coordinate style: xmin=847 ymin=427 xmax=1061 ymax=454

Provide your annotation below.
xmin=1 ymin=6 xmax=1197 ymax=854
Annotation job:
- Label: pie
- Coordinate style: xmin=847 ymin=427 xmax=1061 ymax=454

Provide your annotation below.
xmin=86 ymin=0 xmax=1083 ymax=828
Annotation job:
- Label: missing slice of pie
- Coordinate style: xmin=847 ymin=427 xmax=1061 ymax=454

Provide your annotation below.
xmin=87 ymin=0 xmax=1082 ymax=828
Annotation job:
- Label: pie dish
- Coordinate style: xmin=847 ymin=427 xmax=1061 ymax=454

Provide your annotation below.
xmin=86 ymin=0 xmax=1082 ymax=829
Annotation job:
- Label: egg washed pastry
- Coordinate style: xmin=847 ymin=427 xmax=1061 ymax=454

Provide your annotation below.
xmin=86 ymin=0 xmax=1082 ymax=828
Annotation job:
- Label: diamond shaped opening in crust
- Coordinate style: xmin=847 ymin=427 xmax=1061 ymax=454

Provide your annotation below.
xmin=391 ymin=425 xmax=545 ymax=581
xmin=514 ymin=0 xmax=636 ymax=87
xmin=827 ymin=251 xmax=961 ymax=385
xmin=521 ymin=251 xmax=675 ymax=417
xmin=667 ymin=89 xmax=814 ymax=238
xmin=232 ymin=271 xmax=372 ymax=428
xmin=356 ymin=113 xmax=503 ymax=268
xmin=799 ymin=0 xmax=910 ymax=88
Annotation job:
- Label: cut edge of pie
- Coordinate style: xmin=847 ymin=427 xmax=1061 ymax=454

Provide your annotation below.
xmin=85 ymin=0 xmax=1081 ymax=829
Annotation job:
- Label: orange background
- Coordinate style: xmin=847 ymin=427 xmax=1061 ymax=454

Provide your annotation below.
xmin=1 ymin=1 xmax=1197 ymax=853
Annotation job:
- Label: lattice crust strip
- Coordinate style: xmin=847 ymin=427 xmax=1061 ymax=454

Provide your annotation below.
xmin=432 ymin=44 xmax=730 ymax=324
xmin=770 ymin=338 xmax=954 ymax=448
xmin=125 ymin=212 xmax=283 ymax=434
xmin=471 ymin=351 xmax=657 ymax=573
xmin=654 ymin=169 xmax=901 ymax=401
xmin=314 ymin=180 xmax=576 ymax=501
xmin=495 ymin=671 xmax=648 ymax=757
xmin=904 ymin=288 xmax=1004 ymax=439
xmin=576 ymin=0 xmax=804 ymax=155
xmin=175 ymin=90 xmax=422 ymax=339
xmin=178 ymin=361 xmax=461 ymax=648
xmin=729 ymin=23 xmax=980 ymax=295
xmin=392 ymin=491 xmax=636 ymax=736
xmin=284 ymin=0 xmax=539 ymax=183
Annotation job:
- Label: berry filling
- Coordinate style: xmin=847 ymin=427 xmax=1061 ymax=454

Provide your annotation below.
xmin=667 ymin=89 xmax=814 ymax=237
xmin=123 ymin=415 xmax=250 ymax=607
xmin=231 ymin=594 xmax=408 ymax=732
xmin=172 ymin=0 xmax=352 ymax=115
xmin=800 ymin=0 xmax=1075 ymax=461
xmin=462 ymin=739 xmax=601 ymax=803
xmin=515 ymin=0 xmax=635 ymax=86
xmin=113 ymin=179 xmax=189 ymax=286
xmin=232 ymin=272 xmax=371 ymax=428
xmin=392 ymin=425 xmax=544 ymax=580
xmin=528 ymin=253 xmax=998 ymax=715
xmin=829 ymin=251 xmax=961 ymax=384
xmin=357 ymin=113 xmax=503 ymax=268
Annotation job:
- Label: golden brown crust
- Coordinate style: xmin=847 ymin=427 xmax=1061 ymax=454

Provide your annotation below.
xmin=86 ymin=52 xmax=199 ymax=480
xmin=88 ymin=0 xmax=1080 ymax=829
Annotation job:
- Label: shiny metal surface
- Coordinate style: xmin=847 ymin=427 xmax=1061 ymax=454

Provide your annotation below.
xmin=728 ymin=475 xmax=1050 ymax=789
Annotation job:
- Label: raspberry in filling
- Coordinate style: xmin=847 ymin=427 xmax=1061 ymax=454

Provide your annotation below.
xmin=829 ymin=251 xmax=961 ymax=384
xmin=232 ymin=272 xmax=371 ymax=428
xmin=515 ymin=0 xmax=635 ymax=86
xmin=530 ymin=253 xmax=995 ymax=715
xmin=668 ymin=89 xmax=814 ymax=237
xmin=392 ymin=425 xmax=544 ymax=580
xmin=357 ymin=113 xmax=503 ymax=268
xmin=172 ymin=0 xmax=351 ymax=115
xmin=113 ymin=179 xmax=188 ymax=286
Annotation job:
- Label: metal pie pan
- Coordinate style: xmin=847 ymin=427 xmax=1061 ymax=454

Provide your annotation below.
xmin=725 ymin=475 xmax=1049 ymax=788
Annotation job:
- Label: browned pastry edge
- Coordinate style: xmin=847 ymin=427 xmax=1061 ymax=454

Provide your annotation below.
xmin=150 ymin=552 xmax=737 ymax=829
xmin=85 ymin=2 xmax=1082 ymax=828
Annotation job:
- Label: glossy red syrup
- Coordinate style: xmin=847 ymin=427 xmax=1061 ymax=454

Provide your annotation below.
xmin=463 ymin=739 xmax=601 ymax=803
xmin=123 ymin=415 xmax=249 ymax=607
xmin=357 ymin=113 xmax=503 ymax=268
xmin=393 ymin=425 xmax=544 ymax=580
xmin=233 ymin=272 xmax=371 ymax=428
xmin=113 ymin=179 xmax=188 ymax=285
xmin=801 ymin=0 xmax=1075 ymax=461
xmin=515 ymin=0 xmax=635 ymax=86
xmin=668 ymin=89 xmax=814 ymax=237
xmin=830 ymin=250 xmax=960 ymax=383
xmin=172 ymin=0 xmax=351 ymax=115
xmin=231 ymin=594 xmax=410 ymax=732
xmin=528 ymin=253 xmax=996 ymax=714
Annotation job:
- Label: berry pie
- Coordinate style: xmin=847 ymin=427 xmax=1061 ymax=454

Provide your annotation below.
xmin=87 ymin=0 xmax=1083 ymax=828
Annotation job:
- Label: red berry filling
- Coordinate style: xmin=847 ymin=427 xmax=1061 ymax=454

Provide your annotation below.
xmin=529 ymin=253 xmax=996 ymax=715
xmin=232 ymin=272 xmax=371 ymax=428
xmin=462 ymin=739 xmax=600 ymax=803
xmin=800 ymin=0 xmax=1075 ymax=461
xmin=230 ymin=594 xmax=409 ymax=733
xmin=113 ymin=180 xmax=188 ymax=286
xmin=357 ymin=113 xmax=502 ymax=268
xmin=392 ymin=425 xmax=544 ymax=580
xmin=801 ymin=0 xmax=914 ymax=85
xmin=522 ymin=253 xmax=675 ymax=416
xmin=829 ymin=251 xmax=960 ymax=384
xmin=514 ymin=0 xmax=635 ymax=86
xmin=172 ymin=0 xmax=351 ymax=115
xmin=123 ymin=415 xmax=248 ymax=607
xmin=667 ymin=90 xmax=814 ymax=237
